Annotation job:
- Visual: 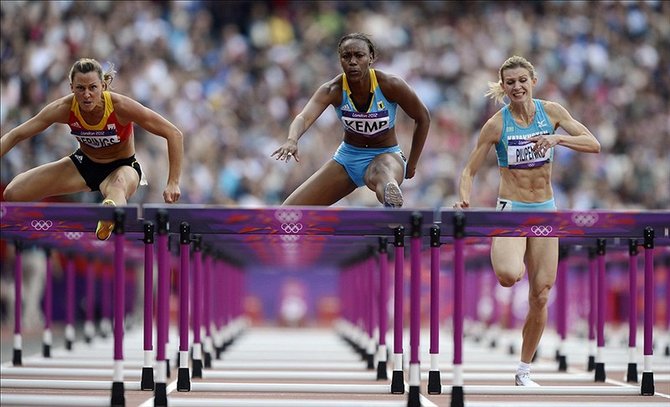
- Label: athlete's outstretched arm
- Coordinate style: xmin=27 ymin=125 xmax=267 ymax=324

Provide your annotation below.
xmin=455 ymin=115 xmax=501 ymax=208
xmin=112 ymin=93 xmax=183 ymax=203
xmin=1 ymin=96 xmax=71 ymax=157
xmin=379 ymin=73 xmax=430 ymax=179
xmin=271 ymin=77 xmax=339 ymax=163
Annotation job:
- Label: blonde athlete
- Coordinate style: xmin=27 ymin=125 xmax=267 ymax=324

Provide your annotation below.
xmin=455 ymin=55 xmax=600 ymax=386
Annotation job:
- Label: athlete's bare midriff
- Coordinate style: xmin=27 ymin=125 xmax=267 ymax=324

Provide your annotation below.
xmin=79 ymin=134 xmax=136 ymax=163
xmin=499 ymin=165 xmax=553 ymax=203
xmin=343 ymin=127 xmax=399 ymax=148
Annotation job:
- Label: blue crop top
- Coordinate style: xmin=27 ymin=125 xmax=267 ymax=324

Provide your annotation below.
xmin=335 ymin=69 xmax=398 ymax=138
xmin=496 ymin=99 xmax=554 ymax=169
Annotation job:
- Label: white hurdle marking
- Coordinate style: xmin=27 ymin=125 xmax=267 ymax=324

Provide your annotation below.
xmin=0 ymin=394 xmax=110 ymax=406
xmin=190 ymin=382 xmax=392 ymax=393
xmin=0 ymin=378 xmax=141 ymax=390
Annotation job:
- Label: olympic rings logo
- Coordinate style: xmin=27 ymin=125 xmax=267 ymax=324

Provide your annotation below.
xmin=571 ymin=212 xmax=599 ymax=227
xmin=31 ymin=220 xmax=53 ymax=231
xmin=275 ymin=209 xmax=302 ymax=223
xmin=280 ymin=235 xmax=300 ymax=242
xmin=64 ymin=232 xmax=84 ymax=240
xmin=530 ymin=225 xmax=553 ymax=236
xmin=281 ymin=222 xmax=303 ymax=234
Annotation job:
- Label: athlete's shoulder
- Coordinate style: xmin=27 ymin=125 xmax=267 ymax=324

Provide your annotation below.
xmin=41 ymin=94 xmax=74 ymax=121
xmin=481 ymin=110 xmax=504 ymax=140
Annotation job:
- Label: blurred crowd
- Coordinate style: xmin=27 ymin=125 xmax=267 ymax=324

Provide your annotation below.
xmin=1 ymin=0 xmax=668 ymax=210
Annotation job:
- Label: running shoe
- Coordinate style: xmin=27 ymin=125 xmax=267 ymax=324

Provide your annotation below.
xmin=515 ymin=373 xmax=540 ymax=387
xmin=96 ymin=199 xmax=116 ymax=241
xmin=383 ymin=182 xmax=403 ymax=208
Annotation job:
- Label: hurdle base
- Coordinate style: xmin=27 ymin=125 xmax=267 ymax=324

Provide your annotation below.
xmin=204 ymin=351 xmax=212 ymax=368
xmin=557 ymin=355 xmax=567 ymax=372
xmin=587 ymin=355 xmax=595 ymax=371
xmin=450 ymin=385 xmax=464 ymax=407
xmin=427 ymin=370 xmax=441 ymax=394
xmin=177 ymin=367 xmax=191 ymax=391
xmin=85 ymin=335 xmax=93 ymax=344
xmin=12 ymin=348 xmax=21 ymax=366
xmin=376 ymin=361 xmax=388 ymax=380
xmin=192 ymin=359 xmax=203 ymax=378
xmin=65 ymin=339 xmax=73 ymax=351
xmin=641 ymin=371 xmax=655 ymax=395
xmin=626 ymin=363 xmax=638 ymax=383
xmin=154 ymin=382 xmax=167 ymax=407
xmin=42 ymin=343 xmax=51 ymax=358
xmin=141 ymin=367 xmax=155 ymax=390
xmin=391 ymin=369 xmax=405 ymax=394
xmin=366 ymin=353 xmax=374 ymax=370
xmin=508 ymin=344 xmax=515 ymax=355
xmin=664 ymin=344 xmax=669 ymax=357
xmin=407 ymin=385 xmax=420 ymax=407
xmin=594 ymin=362 xmax=606 ymax=382
xmin=110 ymin=381 xmax=125 ymax=407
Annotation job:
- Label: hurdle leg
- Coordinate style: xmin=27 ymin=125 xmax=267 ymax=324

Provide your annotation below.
xmin=406 ymin=213 xmax=422 ymax=407
xmin=448 ymin=212 xmax=466 ymax=407
xmin=111 ymin=209 xmax=126 ymax=407
xmin=65 ymin=254 xmax=76 ymax=351
xmin=154 ymin=210 xmax=170 ymax=405
xmin=428 ymin=225 xmax=442 ymax=394
xmin=13 ymin=241 xmax=23 ymax=366
xmin=191 ymin=234 xmax=204 ymax=379
xmin=627 ymin=239 xmax=639 ymax=383
xmin=376 ymin=237 xmax=389 ymax=380
xmin=141 ymin=222 xmax=155 ymax=391
xmin=203 ymin=253 xmax=213 ymax=368
xmin=587 ymin=247 xmax=596 ymax=371
xmin=594 ymin=239 xmax=607 ymax=382
xmin=43 ymin=248 xmax=53 ymax=358
xmin=365 ymin=257 xmax=376 ymax=370
xmin=84 ymin=258 xmax=96 ymax=344
xmin=177 ymin=222 xmax=192 ymax=392
xmin=556 ymin=246 xmax=568 ymax=372
xmin=641 ymin=227 xmax=655 ymax=395
xmin=391 ymin=226 xmax=405 ymax=394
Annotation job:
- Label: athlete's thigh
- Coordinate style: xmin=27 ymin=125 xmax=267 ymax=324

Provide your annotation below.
xmin=524 ymin=237 xmax=559 ymax=289
xmin=99 ymin=165 xmax=140 ymax=198
xmin=7 ymin=157 xmax=89 ymax=200
xmin=364 ymin=152 xmax=405 ymax=188
xmin=490 ymin=236 xmax=527 ymax=275
xmin=283 ymin=160 xmax=357 ymax=205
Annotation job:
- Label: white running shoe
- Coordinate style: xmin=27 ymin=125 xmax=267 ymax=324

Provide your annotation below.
xmin=515 ymin=373 xmax=540 ymax=386
xmin=383 ymin=182 xmax=403 ymax=208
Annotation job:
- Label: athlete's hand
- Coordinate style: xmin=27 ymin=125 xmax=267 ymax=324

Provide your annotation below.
xmin=529 ymin=134 xmax=558 ymax=156
xmin=163 ymin=183 xmax=181 ymax=203
xmin=271 ymin=139 xmax=299 ymax=163
xmin=453 ymin=200 xmax=469 ymax=209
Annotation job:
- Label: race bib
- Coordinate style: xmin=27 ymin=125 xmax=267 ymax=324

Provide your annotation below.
xmin=507 ymin=139 xmax=550 ymax=169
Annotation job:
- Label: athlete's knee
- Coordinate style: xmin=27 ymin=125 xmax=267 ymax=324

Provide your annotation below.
xmin=496 ymin=272 xmax=520 ymax=288
xmin=3 ymin=179 xmax=27 ymax=201
xmin=493 ymin=263 xmax=523 ymax=287
xmin=529 ymin=285 xmax=552 ymax=309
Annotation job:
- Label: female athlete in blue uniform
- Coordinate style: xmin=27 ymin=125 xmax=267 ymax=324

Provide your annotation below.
xmin=272 ymin=33 xmax=430 ymax=207
xmin=455 ymin=55 xmax=600 ymax=386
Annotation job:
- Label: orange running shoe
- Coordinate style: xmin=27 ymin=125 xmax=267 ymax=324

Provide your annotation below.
xmin=96 ymin=199 xmax=116 ymax=241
